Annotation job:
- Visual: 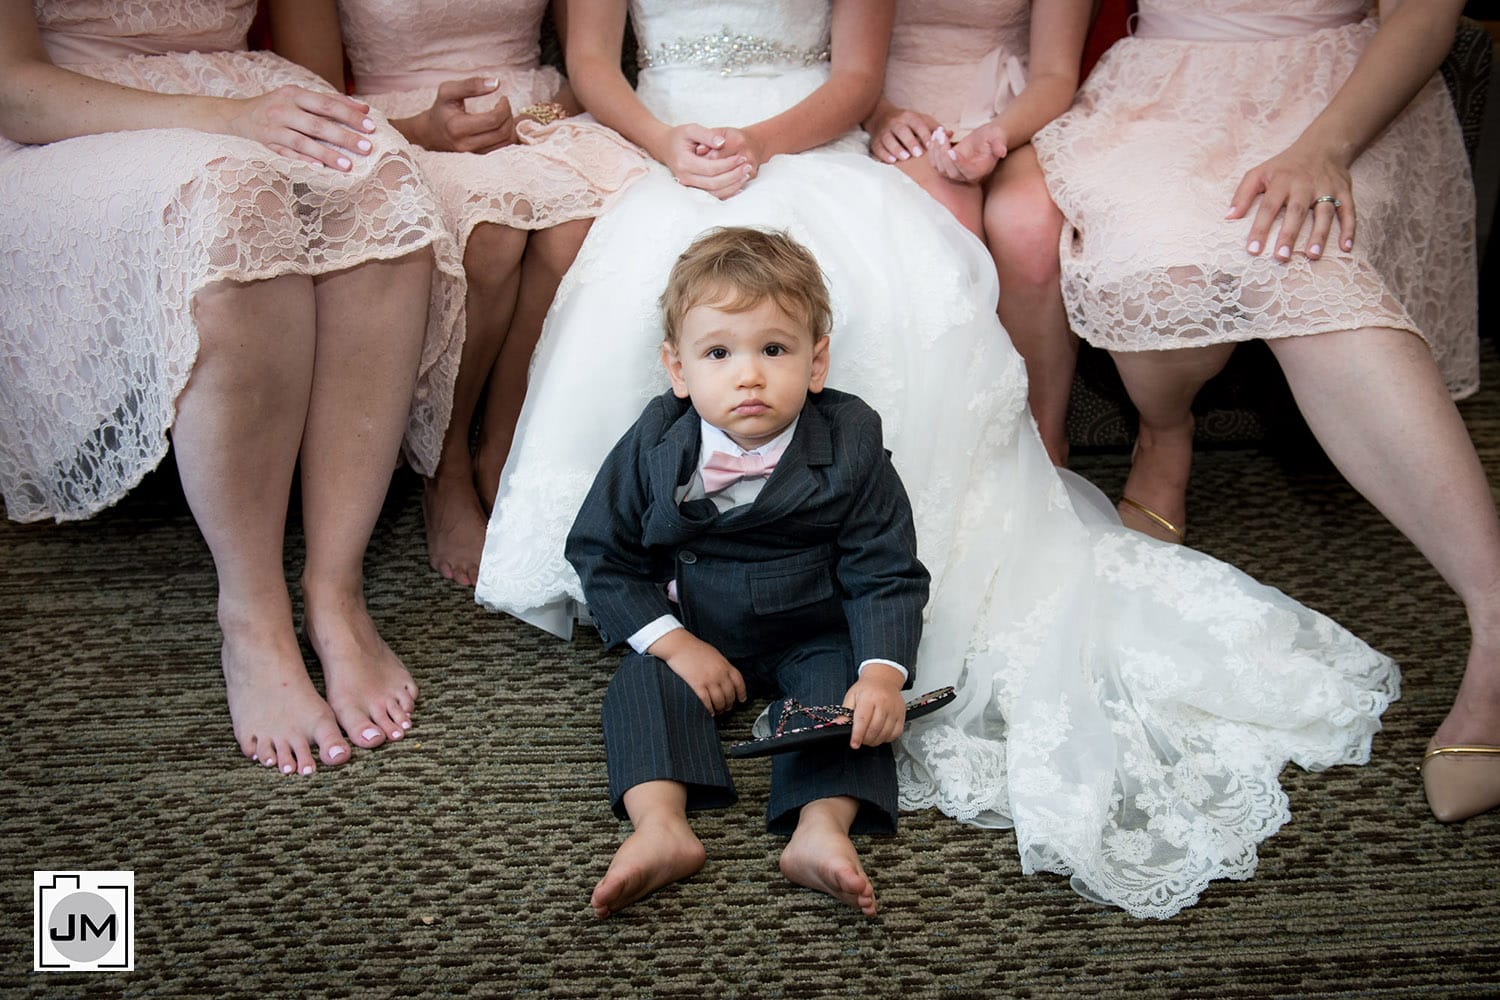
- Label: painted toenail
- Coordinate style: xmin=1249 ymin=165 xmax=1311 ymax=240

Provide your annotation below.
xmin=401 ymin=720 xmax=412 ymax=730
xmin=362 ymin=727 xmax=381 ymax=740
xmin=390 ymin=730 xmax=403 ymax=740
xmin=328 ymin=746 xmax=347 ymax=760
xmin=281 ymin=764 xmax=293 ymax=773
xmin=301 ymin=766 xmax=314 ymax=775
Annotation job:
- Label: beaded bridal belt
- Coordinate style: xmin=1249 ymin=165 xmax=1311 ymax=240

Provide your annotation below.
xmin=637 ymin=28 xmax=830 ymax=75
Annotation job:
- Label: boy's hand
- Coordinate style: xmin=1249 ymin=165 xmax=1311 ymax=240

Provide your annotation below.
xmin=842 ymin=664 xmax=907 ymax=749
xmin=648 ymin=629 xmax=747 ymax=715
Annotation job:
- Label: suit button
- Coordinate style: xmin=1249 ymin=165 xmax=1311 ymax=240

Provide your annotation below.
xmin=678 ymin=550 xmax=697 ymax=564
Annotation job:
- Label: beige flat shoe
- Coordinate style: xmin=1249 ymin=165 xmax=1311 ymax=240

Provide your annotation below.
xmin=1118 ymin=495 xmax=1186 ymax=545
xmin=1421 ymin=741 xmax=1500 ymax=822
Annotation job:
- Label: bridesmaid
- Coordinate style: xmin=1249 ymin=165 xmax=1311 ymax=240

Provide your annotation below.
xmin=1031 ymin=0 xmax=1500 ymax=819
xmin=864 ymin=0 xmax=1093 ymax=465
xmin=273 ymin=0 xmax=649 ymax=587
xmin=0 ymin=0 xmax=465 ymax=774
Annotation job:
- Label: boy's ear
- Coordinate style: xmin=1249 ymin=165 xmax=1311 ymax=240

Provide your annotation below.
xmin=661 ymin=341 xmax=691 ymax=399
xmin=808 ymin=334 xmax=831 ymax=393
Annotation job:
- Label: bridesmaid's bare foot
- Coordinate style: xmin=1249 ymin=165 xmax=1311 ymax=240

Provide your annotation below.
xmin=590 ymin=817 xmax=706 ymax=919
xmin=303 ymin=581 xmax=417 ymax=749
xmin=421 ymin=472 xmax=487 ymax=587
xmin=221 ymin=603 xmax=349 ymax=775
xmin=779 ymin=810 xmax=878 ymax=916
xmin=1119 ymin=419 xmax=1194 ymax=544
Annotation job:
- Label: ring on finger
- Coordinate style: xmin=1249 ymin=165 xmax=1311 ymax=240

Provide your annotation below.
xmin=1312 ymin=195 xmax=1341 ymax=209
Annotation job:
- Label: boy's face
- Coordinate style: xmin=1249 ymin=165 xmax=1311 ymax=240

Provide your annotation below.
xmin=662 ymin=295 xmax=829 ymax=451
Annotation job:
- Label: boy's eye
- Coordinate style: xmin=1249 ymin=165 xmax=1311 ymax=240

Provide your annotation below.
xmin=706 ymin=347 xmax=728 ymax=360
xmin=763 ymin=344 xmax=785 ymax=357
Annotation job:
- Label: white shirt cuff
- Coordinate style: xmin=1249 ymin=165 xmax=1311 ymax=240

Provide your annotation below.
xmin=628 ymin=615 xmax=684 ymax=655
xmin=858 ymin=658 xmax=909 ymax=683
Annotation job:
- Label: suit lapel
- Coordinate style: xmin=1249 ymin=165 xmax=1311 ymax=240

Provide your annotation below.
xmin=716 ymin=394 xmax=831 ymax=532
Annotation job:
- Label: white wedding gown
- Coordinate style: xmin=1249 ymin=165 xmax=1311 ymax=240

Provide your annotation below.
xmin=475 ymin=0 xmax=1399 ymax=918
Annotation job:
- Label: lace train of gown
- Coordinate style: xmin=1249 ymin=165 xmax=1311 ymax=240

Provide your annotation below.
xmin=474 ymin=0 xmax=1398 ymax=919
xmin=0 ymin=0 xmax=465 ymax=522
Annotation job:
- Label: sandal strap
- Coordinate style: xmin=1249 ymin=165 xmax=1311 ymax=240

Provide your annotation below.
xmin=1119 ymin=496 xmax=1185 ymax=542
xmin=1421 ymin=744 xmax=1500 ymax=766
xmin=772 ymin=699 xmax=849 ymax=736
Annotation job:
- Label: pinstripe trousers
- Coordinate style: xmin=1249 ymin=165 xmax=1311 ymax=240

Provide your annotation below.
xmin=601 ymin=632 xmax=899 ymax=835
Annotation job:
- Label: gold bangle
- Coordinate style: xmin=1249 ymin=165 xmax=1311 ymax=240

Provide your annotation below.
xmin=517 ymin=101 xmax=568 ymax=126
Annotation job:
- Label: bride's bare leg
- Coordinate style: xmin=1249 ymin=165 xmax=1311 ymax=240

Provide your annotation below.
xmin=179 ymin=275 xmax=348 ymax=775
xmin=424 ymin=223 xmax=528 ymax=586
xmin=1268 ymin=327 xmax=1500 ymax=750
xmin=300 ymin=251 xmax=432 ymax=749
xmin=983 ymin=147 xmax=1075 ymax=466
xmin=1110 ymin=342 xmax=1237 ymax=542
xmin=474 ymin=217 xmax=593 ymax=509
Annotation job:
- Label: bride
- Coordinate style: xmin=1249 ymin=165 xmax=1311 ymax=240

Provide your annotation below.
xmin=475 ymin=0 xmax=1398 ymax=918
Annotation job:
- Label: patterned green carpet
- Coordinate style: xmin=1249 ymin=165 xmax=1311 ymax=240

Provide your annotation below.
xmin=4 ymin=357 xmax=1500 ymax=997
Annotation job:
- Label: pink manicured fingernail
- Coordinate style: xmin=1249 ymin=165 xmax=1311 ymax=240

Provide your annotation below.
xmin=898 ymin=150 xmax=909 ymax=160
xmin=1247 ymin=240 xmax=1261 ymax=254
xmin=1343 ymin=238 xmax=1353 ymax=250
xmin=912 ymin=145 xmax=924 ymax=155
xmin=328 ymin=746 xmax=347 ymax=760
xmin=301 ymin=766 xmax=314 ymax=775
xmin=1276 ymin=245 xmax=1290 ymax=259
xmin=712 ymin=136 xmax=725 ymax=148
xmin=1309 ymin=244 xmax=1321 ymax=256
xmin=357 ymin=139 xmax=371 ymax=152
xmin=931 ymin=128 xmax=945 ymax=143
xmin=362 ymin=118 xmax=375 ymax=131
xmin=484 ymin=79 xmax=498 ymax=89
xmin=337 ymin=157 xmax=352 ymax=170
xmin=883 ymin=155 xmax=895 ymax=163
xmin=362 ymin=727 xmax=380 ymax=740
xmin=948 ymin=149 xmax=957 ymax=160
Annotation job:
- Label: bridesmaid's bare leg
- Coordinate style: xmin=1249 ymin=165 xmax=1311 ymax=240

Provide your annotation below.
xmin=424 ymin=223 xmax=528 ymax=586
xmin=1268 ymin=327 xmax=1500 ymax=749
xmin=300 ymin=251 xmax=432 ymax=750
xmin=892 ymin=154 xmax=984 ymax=239
xmin=474 ymin=217 xmax=593 ymax=509
xmin=983 ymin=146 xmax=1075 ymax=466
xmin=180 ymin=275 xmax=348 ymax=775
xmin=1109 ymin=343 xmax=1237 ymax=542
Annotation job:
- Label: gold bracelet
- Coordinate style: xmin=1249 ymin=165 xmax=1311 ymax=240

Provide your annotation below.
xmin=517 ymin=101 xmax=568 ymax=126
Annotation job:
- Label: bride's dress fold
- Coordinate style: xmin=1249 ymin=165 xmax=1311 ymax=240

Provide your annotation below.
xmin=475 ymin=0 xmax=1398 ymax=918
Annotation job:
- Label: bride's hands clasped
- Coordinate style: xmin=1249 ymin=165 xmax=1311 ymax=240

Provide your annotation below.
xmin=396 ymin=77 xmax=518 ymax=153
xmin=1227 ymin=139 xmax=1356 ymax=262
xmin=663 ymin=123 xmax=756 ymax=198
xmin=222 ymin=84 xmax=379 ymax=171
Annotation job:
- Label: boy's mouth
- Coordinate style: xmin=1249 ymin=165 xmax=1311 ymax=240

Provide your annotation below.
xmin=732 ymin=400 xmax=768 ymax=415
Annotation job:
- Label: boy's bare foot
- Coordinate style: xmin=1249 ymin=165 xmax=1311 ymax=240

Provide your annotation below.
xmin=421 ymin=473 xmax=488 ymax=587
xmin=303 ymin=581 xmax=418 ymax=749
xmin=221 ymin=608 xmax=350 ymax=775
xmin=780 ymin=813 xmax=878 ymax=916
xmin=591 ymin=817 xmax=706 ymax=919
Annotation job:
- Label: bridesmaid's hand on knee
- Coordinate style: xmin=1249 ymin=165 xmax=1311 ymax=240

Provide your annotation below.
xmin=224 ymin=84 xmax=377 ymax=171
xmin=1228 ymin=143 xmax=1356 ymax=262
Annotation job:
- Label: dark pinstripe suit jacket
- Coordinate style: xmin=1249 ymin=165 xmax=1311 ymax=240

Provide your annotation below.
xmin=565 ymin=388 xmax=929 ymax=680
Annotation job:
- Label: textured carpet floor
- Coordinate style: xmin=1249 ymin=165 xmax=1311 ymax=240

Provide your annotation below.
xmin=5 ymin=362 xmax=1500 ymax=998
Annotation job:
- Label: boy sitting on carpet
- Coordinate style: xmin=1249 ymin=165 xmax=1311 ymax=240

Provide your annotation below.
xmin=565 ymin=227 xmax=930 ymax=919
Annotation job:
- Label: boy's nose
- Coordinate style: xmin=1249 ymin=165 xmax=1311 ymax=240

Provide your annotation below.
xmin=734 ymin=360 xmax=764 ymax=387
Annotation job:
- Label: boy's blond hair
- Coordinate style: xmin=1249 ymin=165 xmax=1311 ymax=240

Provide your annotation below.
xmin=659 ymin=227 xmax=832 ymax=346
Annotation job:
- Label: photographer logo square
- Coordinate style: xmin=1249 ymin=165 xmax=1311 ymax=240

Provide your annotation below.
xmin=34 ymin=871 xmax=134 ymax=972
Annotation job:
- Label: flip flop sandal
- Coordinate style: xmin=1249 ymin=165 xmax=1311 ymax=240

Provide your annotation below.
xmin=727 ymin=686 xmax=956 ymax=758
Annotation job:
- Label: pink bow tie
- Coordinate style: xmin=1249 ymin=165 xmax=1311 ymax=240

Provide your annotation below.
xmin=700 ymin=449 xmax=780 ymax=494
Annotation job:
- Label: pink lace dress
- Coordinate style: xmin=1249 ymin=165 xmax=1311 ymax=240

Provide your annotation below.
xmin=338 ymin=0 xmax=649 ymax=258
xmin=0 ymin=0 xmax=465 ymax=523
xmin=882 ymin=0 xmax=1031 ymax=139
xmin=1031 ymin=0 xmax=1479 ymax=399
